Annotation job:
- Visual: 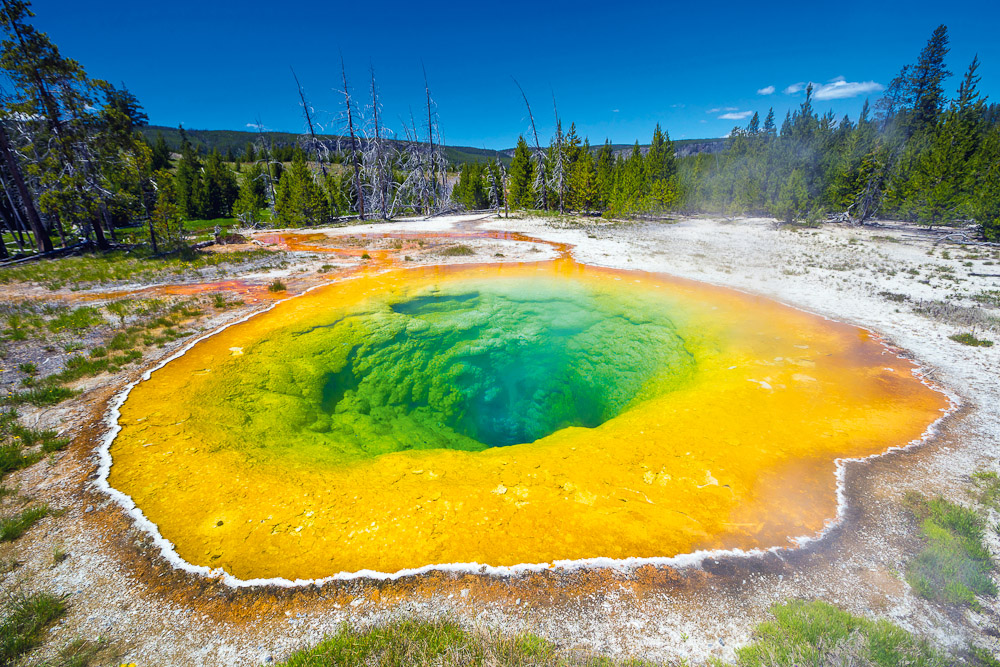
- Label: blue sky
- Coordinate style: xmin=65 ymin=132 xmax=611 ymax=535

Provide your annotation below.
xmin=35 ymin=0 xmax=1000 ymax=148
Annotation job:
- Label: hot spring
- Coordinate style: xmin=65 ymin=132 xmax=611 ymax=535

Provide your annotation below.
xmin=108 ymin=258 xmax=948 ymax=580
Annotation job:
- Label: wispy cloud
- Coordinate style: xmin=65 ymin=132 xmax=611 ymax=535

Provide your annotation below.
xmin=783 ymin=82 xmax=806 ymax=95
xmin=757 ymin=85 xmax=775 ymax=96
xmin=719 ymin=110 xmax=754 ymax=120
xmin=707 ymin=106 xmax=738 ymax=114
xmin=812 ymin=77 xmax=883 ymax=100
xmin=612 ymin=108 xmax=620 ymax=113
xmin=671 ymin=103 xmax=686 ymax=108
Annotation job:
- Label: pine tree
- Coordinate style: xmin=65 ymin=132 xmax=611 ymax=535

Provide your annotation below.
xmin=969 ymin=124 xmax=1000 ymax=240
xmin=906 ymin=56 xmax=987 ymax=224
xmin=232 ymin=163 xmax=266 ymax=226
xmin=570 ymin=143 xmax=598 ymax=212
xmin=774 ymin=169 xmax=810 ymax=223
xmin=508 ymin=136 xmax=534 ymax=209
xmin=150 ymin=170 xmax=183 ymax=248
xmin=595 ymin=140 xmax=615 ymax=208
xmin=907 ymin=24 xmax=951 ymax=136
xmin=202 ymin=150 xmax=238 ymax=219
xmin=763 ymin=108 xmax=777 ymax=139
xmin=151 ymin=132 xmax=171 ymax=171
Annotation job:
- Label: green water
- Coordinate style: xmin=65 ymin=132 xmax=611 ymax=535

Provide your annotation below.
xmin=206 ymin=277 xmax=699 ymax=465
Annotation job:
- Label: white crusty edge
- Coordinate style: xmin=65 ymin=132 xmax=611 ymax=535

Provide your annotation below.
xmin=92 ymin=268 xmax=958 ymax=589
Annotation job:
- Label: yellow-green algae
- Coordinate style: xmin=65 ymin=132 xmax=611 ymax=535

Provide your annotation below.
xmin=109 ymin=259 xmax=948 ymax=579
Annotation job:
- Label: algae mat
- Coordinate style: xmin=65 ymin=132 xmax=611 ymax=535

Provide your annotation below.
xmin=108 ymin=259 xmax=948 ymax=580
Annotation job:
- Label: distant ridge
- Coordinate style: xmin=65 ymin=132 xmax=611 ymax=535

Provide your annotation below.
xmin=139 ymin=125 xmax=726 ymax=164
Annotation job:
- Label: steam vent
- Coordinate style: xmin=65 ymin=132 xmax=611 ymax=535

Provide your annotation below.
xmin=109 ymin=258 xmax=948 ymax=580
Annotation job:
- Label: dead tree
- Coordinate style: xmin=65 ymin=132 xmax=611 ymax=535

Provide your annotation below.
xmin=0 ymin=121 xmax=49 ymax=251
xmin=253 ymin=118 xmax=277 ymax=215
xmin=423 ymin=65 xmax=439 ymax=205
xmin=512 ymin=77 xmax=548 ymax=210
xmin=291 ymin=67 xmax=327 ymax=177
xmin=363 ymin=63 xmax=395 ymax=219
xmin=487 ymin=155 xmax=506 ymax=217
xmin=550 ymin=94 xmax=565 ymax=213
xmin=340 ymin=54 xmax=365 ymax=220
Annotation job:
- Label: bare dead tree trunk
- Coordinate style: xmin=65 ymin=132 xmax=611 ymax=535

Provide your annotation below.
xmin=370 ymin=63 xmax=390 ymax=220
xmin=254 ymin=118 xmax=277 ymax=214
xmin=552 ymin=95 xmax=564 ymax=213
xmin=291 ymin=67 xmax=327 ymax=177
xmin=0 ymin=169 xmax=28 ymax=250
xmin=0 ymin=122 xmax=51 ymax=252
xmin=423 ymin=65 xmax=438 ymax=208
xmin=512 ymin=77 xmax=548 ymax=210
xmin=341 ymin=54 xmax=365 ymax=221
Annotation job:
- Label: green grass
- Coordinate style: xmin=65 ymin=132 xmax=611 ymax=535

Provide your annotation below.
xmin=972 ymin=471 xmax=1000 ymax=510
xmin=0 ymin=592 xmax=67 ymax=666
xmin=0 ymin=411 xmax=67 ymax=475
xmin=1 ymin=386 xmax=78 ymax=408
xmin=734 ymin=600 xmax=947 ymax=667
xmin=949 ymin=332 xmax=994 ymax=347
xmin=277 ymin=618 xmax=657 ymax=667
xmin=183 ymin=217 xmax=238 ymax=234
xmin=36 ymin=637 xmax=117 ymax=667
xmin=45 ymin=307 xmax=104 ymax=333
xmin=972 ymin=291 xmax=1000 ymax=308
xmin=0 ymin=247 xmax=278 ymax=290
xmin=268 ymin=279 xmax=287 ymax=292
xmin=442 ymin=245 xmax=475 ymax=256
xmin=0 ymin=504 xmax=50 ymax=541
xmin=905 ymin=493 xmax=997 ymax=608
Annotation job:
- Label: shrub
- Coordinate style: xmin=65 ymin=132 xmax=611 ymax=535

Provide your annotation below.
xmin=442 ymin=245 xmax=475 ymax=257
xmin=949 ymin=332 xmax=993 ymax=347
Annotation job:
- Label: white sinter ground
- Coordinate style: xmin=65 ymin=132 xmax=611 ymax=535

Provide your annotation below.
xmin=3 ymin=214 xmax=998 ymax=665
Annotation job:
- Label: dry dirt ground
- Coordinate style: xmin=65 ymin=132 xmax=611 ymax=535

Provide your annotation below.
xmin=1 ymin=214 xmax=998 ymax=665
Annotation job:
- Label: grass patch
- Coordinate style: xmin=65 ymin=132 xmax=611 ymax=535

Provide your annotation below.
xmin=949 ymin=332 xmax=994 ymax=347
xmin=37 ymin=637 xmax=117 ymax=667
xmin=1 ymin=386 xmax=78 ymax=408
xmin=183 ymin=217 xmax=237 ymax=234
xmin=0 ymin=248 xmax=278 ymax=290
xmin=734 ymin=599 xmax=947 ymax=667
xmin=442 ymin=245 xmax=475 ymax=257
xmin=268 ymin=279 xmax=287 ymax=292
xmin=0 ymin=504 xmax=50 ymax=541
xmin=0 ymin=592 xmax=67 ymax=666
xmin=904 ymin=493 xmax=996 ymax=608
xmin=0 ymin=410 xmax=66 ymax=474
xmin=879 ymin=291 xmax=909 ymax=303
xmin=972 ymin=291 xmax=1000 ymax=308
xmin=972 ymin=471 xmax=1000 ymax=510
xmin=46 ymin=307 xmax=104 ymax=334
xmin=277 ymin=618 xmax=656 ymax=667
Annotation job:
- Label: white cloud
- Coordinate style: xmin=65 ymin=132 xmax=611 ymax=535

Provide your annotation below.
xmin=719 ymin=110 xmax=754 ymax=120
xmin=706 ymin=106 xmax=738 ymax=114
xmin=812 ymin=79 xmax=883 ymax=100
xmin=757 ymin=85 xmax=775 ymax=95
xmin=783 ymin=82 xmax=806 ymax=95
xmin=612 ymin=108 xmax=619 ymax=113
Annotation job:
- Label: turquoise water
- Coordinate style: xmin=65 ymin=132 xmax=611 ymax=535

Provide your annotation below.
xmin=309 ymin=279 xmax=698 ymax=451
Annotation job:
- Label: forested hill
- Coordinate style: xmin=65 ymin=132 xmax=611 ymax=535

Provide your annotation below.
xmin=138 ymin=125 xmax=507 ymax=166
xmin=138 ymin=125 xmax=725 ymax=165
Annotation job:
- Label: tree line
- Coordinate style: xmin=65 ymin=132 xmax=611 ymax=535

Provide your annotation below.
xmin=1 ymin=3 xmax=996 ymax=260
xmin=0 ymin=0 xmax=458 ymax=258
xmin=679 ymin=25 xmax=999 ymax=239
xmin=451 ymin=25 xmax=998 ymax=240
